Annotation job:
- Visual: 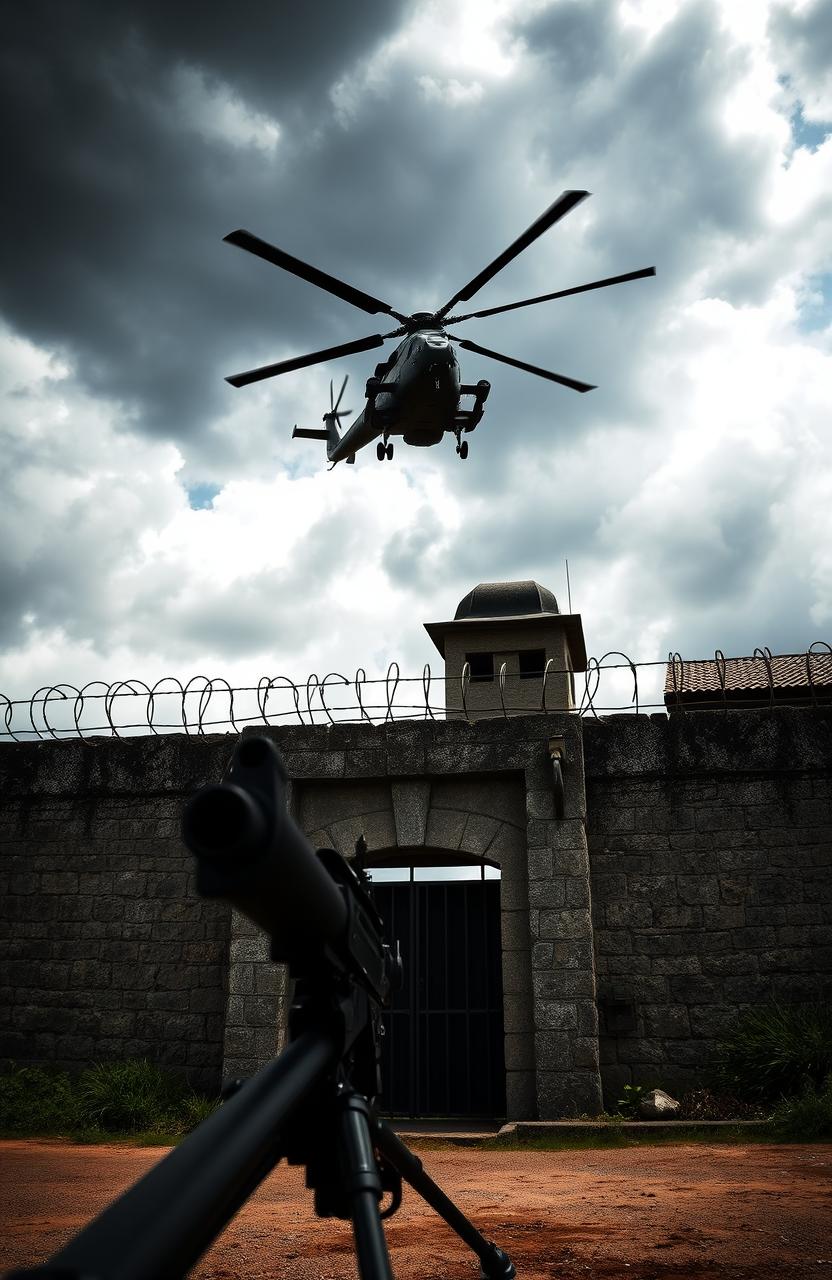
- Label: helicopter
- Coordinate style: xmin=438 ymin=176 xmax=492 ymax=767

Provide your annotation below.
xmin=224 ymin=190 xmax=655 ymax=465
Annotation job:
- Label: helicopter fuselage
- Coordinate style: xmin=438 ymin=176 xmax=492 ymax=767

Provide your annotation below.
xmin=328 ymin=327 xmax=471 ymax=463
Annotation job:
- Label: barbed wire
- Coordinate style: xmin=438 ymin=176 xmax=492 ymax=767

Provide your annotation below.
xmin=1 ymin=645 xmax=830 ymax=742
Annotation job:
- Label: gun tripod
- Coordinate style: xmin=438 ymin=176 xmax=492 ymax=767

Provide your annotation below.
xmin=287 ymin=1053 xmax=515 ymax=1280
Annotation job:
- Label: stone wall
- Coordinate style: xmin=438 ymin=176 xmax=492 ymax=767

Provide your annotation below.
xmin=2 ymin=705 xmax=829 ymax=1116
xmin=0 ymin=736 xmax=233 ymax=1092
xmin=584 ymin=707 xmax=832 ymax=1104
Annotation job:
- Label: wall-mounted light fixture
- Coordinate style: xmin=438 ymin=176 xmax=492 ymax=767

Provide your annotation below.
xmin=548 ymin=735 xmax=566 ymax=819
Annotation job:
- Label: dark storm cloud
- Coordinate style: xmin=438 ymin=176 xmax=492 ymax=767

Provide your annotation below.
xmin=0 ymin=0 xmax=412 ymax=439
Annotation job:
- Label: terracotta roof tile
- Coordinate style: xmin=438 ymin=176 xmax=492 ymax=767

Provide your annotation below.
xmin=664 ymin=651 xmax=832 ymax=696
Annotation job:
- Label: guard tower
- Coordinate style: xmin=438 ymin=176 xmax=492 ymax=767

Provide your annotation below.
xmin=424 ymin=579 xmax=587 ymax=721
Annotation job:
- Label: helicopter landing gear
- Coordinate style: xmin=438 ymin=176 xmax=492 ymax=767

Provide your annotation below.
xmin=377 ymin=439 xmax=394 ymax=461
xmin=454 ymin=430 xmax=469 ymax=460
xmin=386 ymin=442 xmax=394 ymax=460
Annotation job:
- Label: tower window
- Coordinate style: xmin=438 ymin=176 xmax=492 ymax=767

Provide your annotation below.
xmin=465 ymin=652 xmax=494 ymax=682
xmin=518 ymin=649 xmax=546 ymax=679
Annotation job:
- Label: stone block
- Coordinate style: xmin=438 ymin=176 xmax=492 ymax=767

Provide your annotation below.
xmin=651 ymin=956 xmax=701 ymax=976
xmin=500 ymin=911 xmax=530 ymax=950
xmin=189 ymin=988 xmax=225 ymax=1014
xmin=499 ymin=877 xmax=528 ymax=910
xmin=605 ymin=901 xmax=651 ymax=928
xmin=504 ymin=1032 xmax=535 ymax=1070
xmin=230 ymin=936 xmax=270 ymax=963
xmin=425 ymin=808 xmax=467 ymax=852
xmin=643 ymin=1004 xmax=690 ymax=1038
xmin=572 ymin=1036 xmax=600 ymax=1069
xmin=536 ymin=1001 xmax=578 ymax=1030
xmin=591 ymin=872 xmax=627 ymax=900
xmin=676 ymin=876 xmax=720 ymax=905
xmin=533 ymin=970 xmax=594 ymax=1000
xmin=526 ymin=789 xmax=554 ymax=820
xmin=553 ymin=847 xmax=589 ymax=876
xmin=553 ymin=940 xmax=594 ymax=970
xmin=537 ymin=1069 xmax=602 ymax=1118
xmin=538 ymin=908 xmax=592 ymax=942
xmin=628 ymin=874 xmax=677 ymax=903
xmin=528 ymin=846 xmax=553 ymax=881
xmin=500 ymin=948 xmax=531 ymax=996
xmin=460 ymin=812 xmax=501 ymax=858
xmin=528 ymin=879 xmax=566 ymax=909
xmin=564 ymin=876 xmax=590 ymax=908
xmin=534 ymin=1030 xmax=572 ymax=1069
xmin=505 ymin=1070 xmax=536 ymax=1120
xmin=391 ymin=780 xmax=431 ymax=847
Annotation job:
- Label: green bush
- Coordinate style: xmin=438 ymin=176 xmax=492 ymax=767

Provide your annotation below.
xmin=0 ymin=1061 xmax=79 ymax=1133
xmin=0 ymin=1058 xmax=220 ymax=1139
xmin=616 ymin=1083 xmax=649 ymax=1118
xmin=770 ymin=1077 xmax=832 ymax=1140
xmin=712 ymin=1003 xmax=832 ymax=1102
xmin=76 ymin=1060 xmax=189 ymax=1132
xmin=172 ymin=1090 xmax=221 ymax=1135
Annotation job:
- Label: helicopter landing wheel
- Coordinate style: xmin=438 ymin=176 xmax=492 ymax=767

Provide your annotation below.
xmin=459 ymin=440 xmax=469 ymax=460
xmin=377 ymin=442 xmax=385 ymax=461
xmin=386 ymin=442 xmax=394 ymax=460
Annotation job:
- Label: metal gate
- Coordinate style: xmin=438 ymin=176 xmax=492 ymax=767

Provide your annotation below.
xmin=371 ymin=877 xmax=506 ymax=1118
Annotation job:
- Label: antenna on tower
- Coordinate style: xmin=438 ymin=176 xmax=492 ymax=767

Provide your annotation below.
xmin=565 ymin=558 xmax=573 ymax=613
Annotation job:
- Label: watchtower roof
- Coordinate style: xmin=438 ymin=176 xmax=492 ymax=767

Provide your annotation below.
xmin=424 ymin=579 xmax=587 ymax=669
xmin=454 ymin=580 xmax=559 ymax=621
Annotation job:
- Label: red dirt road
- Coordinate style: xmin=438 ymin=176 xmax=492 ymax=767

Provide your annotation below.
xmin=1 ymin=1140 xmax=831 ymax=1279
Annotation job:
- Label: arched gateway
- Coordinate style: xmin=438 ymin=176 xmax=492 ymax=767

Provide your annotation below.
xmin=220 ymin=579 xmax=600 ymax=1122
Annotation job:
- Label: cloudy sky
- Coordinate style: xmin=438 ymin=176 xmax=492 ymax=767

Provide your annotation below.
xmin=1 ymin=0 xmax=830 ymax=729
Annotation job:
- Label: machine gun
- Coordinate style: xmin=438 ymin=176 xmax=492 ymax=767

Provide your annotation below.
xmin=8 ymin=736 xmax=516 ymax=1280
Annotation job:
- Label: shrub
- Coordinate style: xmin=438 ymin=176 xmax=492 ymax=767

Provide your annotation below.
xmin=678 ymin=1087 xmax=765 ymax=1121
xmin=770 ymin=1077 xmax=832 ymax=1140
xmin=616 ymin=1083 xmax=649 ymax=1118
xmin=0 ymin=1061 xmax=79 ymax=1133
xmin=712 ymin=1003 xmax=832 ymax=1102
xmin=173 ymin=1091 xmax=221 ymax=1135
xmin=76 ymin=1060 xmax=189 ymax=1133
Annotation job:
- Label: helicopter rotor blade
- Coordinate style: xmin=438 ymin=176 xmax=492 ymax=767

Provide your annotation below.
xmin=435 ymin=191 xmax=589 ymax=319
xmin=224 ymin=229 xmax=409 ymax=322
xmin=449 ymin=335 xmax=595 ymax=393
xmin=333 ymin=373 xmax=349 ymax=413
xmin=226 ymin=334 xmax=386 ymax=388
xmin=447 ymin=266 xmax=656 ymax=323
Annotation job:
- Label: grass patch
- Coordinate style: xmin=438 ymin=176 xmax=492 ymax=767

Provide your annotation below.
xmin=713 ymin=1003 xmax=832 ymax=1101
xmin=768 ymin=1077 xmax=832 ymax=1141
xmin=0 ymin=1059 xmax=220 ymax=1145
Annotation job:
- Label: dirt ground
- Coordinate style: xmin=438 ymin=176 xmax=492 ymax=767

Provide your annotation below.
xmin=1 ymin=1139 xmax=831 ymax=1280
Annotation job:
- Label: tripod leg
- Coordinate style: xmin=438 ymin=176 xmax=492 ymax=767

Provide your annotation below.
xmin=337 ymin=1088 xmax=395 ymax=1280
xmin=373 ymin=1119 xmax=516 ymax=1280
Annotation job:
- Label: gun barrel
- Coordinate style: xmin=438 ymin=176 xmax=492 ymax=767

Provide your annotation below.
xmin=183 ymin=737 xmax=348 ymax=955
